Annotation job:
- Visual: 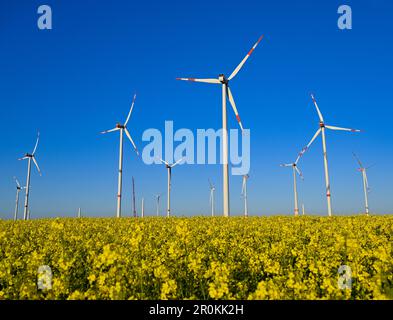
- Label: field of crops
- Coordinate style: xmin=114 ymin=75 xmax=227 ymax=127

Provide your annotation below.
xmin=0 ymin=216 xmax=392 ymax=300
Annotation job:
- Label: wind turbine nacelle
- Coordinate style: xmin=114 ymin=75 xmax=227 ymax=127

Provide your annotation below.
xmin=116 ymin=123 xmax=124 ymax=129
xmin=319 ymin=122 xmax=325 ymax=128
xmin=218 ymin=74 xmax=226 ymax=83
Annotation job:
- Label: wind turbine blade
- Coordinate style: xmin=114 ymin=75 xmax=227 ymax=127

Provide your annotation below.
xmin=364 ymin=170 xmax=370 ymax=192
xmin=32 ymin=157 xmax=42 ymax=176
xmin=18 ymin=156 xmax=28 ymax=161
xmin=295 ymin=166 xmax=304 ymax=180
xmin=295 ymin=153 xmax=302 ymax=165
xmin=325 ymin=125 xmax=361 ymax=132
xmin=156 ymin=157 xmax=169 ymax=166
xmin=124 ymin=128 xmax=139 ymax=156
xmin=208 ymin=179 xmax=213 ymax=189
xmin=124 ymin=93 xmax=137 ymax=126
xmin=176 ymin=78 xmax=220 ymax=84
xmin=241 ymin=176 xmax=246 ymax=195
xmin=227 ymin=87 xmax=244 ymax=131
xmin=300 ymin=128 xmax=322 ymax=156
xmin=352 ymin=152 xmax=363 ymax=168
xmin=32 ymin=132 xmax=40 ymax=155
xmin=280 ymin=164 xmax=292 ymax=167
xmin=101 ymin=127 xmax=119 ymax=134
xmin=228 ymin=35 xmax=264 ymax=81
xmin=310 ymin=94 xmax=324 ymax=122
xmin=171 ymin=157 xmax=184 ymax=168
xmin=14 ymin=177 xmax=21 ymax=188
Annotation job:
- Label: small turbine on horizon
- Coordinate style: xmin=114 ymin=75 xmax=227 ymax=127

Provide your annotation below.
xmin=241 ymin=174 xmax=249 ymax=217
xmin=208 ymin=179 xmax=215 ymax=217
xmin=157 ymin=157 xmax=184 ymax=217
xmin=281 ymin=155 xmax=304 ymax=216
xmin=101 ymin=94 xmax=139 ymax=218
xmin=299 ymin=94 xmax=361 ymax=217
xmin=155 ymin=194 xmax=162 ymax=217
xmin=13 ymin=177 xmax=25 ymax=221
xmin=18 ymin=132 xmax=41 ymax=220
xmin=353 ymin=152 xmax=373 ymax=216
xmin=177 ymin=35 xmax=264 ymax=217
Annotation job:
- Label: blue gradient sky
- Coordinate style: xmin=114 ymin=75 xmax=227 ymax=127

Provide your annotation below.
xmin=1 ymin=0 xmax=392 ymax=218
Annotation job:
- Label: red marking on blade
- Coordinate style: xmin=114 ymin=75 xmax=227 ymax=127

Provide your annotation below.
xmin=236 ymin=115 xmax=241 ymax=122
xmin=247 ymin=48 xmax=254 ymax=56
xmin=327 ymin=193 xmax=331 ymax=197
xmin=257 ymin=35 xmax=264 ymax=43
xmin=189 ymin=78 xmax=196 ymax=81
xmin=117 ymin=195 xmax=121 ymax=198
xmin=176 ymin=78 xmax=181 ymax=80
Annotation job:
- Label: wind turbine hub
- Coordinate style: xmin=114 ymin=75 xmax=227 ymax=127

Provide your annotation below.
xmin=218 ymin=74 xmax=227 ymax=84
xmin=319 ymin=122 xmax=325 ymax=128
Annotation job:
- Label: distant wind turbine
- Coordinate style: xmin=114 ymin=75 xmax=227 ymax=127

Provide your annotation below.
xmin=132 ymin=176 xmax=136 ymax=217
xmin=353 ymin=152 xmax=373 ymax=216
xmin=141 ymin=197 xmax=144 ymax=218
xmin=13 ymin=177 xmax=25 ymax=221
xmin=157 ymin=157 xmax=184 ymax=217
xmin=78 ymin=207 xmax=81 ymax=218
xmin=241 ymin=175 xmax=249 ymax=217
xmin=208 ymin=179 xmax=215 ymax=217
xmin=155 ymin=194 xmax=162 ymax=217
xmin=18 ymin=132 xmax=41 ymax=220
xmin=299 ymin=94 xmax=361 ymax=216
xmin=101 ymin=94 xmax=139 ymax=218
xmin=177 ymin=35 xmax=264 ymax=217
xmin=281 ymin=154 xmax=304 ymax=216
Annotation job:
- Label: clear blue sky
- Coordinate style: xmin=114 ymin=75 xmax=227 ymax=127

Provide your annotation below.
xmin=1 ymin=0 xmax=392 ymax=218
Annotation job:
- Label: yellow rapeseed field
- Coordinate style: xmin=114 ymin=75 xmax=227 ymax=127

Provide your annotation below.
xmin=0 ymin=216 xmax=392 ymax=300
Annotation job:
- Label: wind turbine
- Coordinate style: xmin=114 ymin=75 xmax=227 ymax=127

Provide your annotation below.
xmin=132 ymin=176 xmax=136 ymax=217
xmin=280 ymin=155 xmax=303 ymax=216
xmin=18 ymin=132 xmax=41 ymax=220
xmin=353 ymin=152 xmax=372 ymax=216
xmin=157 ymin=158 xmax=184 ymax=217
xmin=13 ymin=177 xmax=25 ymax=221
xmin=78 ymin=207 xmax=81 ymax=218
xmin=241 ymin=175 xmax=249 ymax=217
xmin=300 ymin=94 xmax=361 ymax=217
xmin=208 ymin=179 xmax=215 ymax=217
xmin=302 ymin=204 xmax=305 ymax=216
xmin=155 ymin=194 xmax=161 ymax=217
xmin=141 ymin=197 xmax=144 ymax=218
xmin=177 ymin=35 xmax=264 ymax=217
xmin=101 ymin=94 xmax=139 ymax=218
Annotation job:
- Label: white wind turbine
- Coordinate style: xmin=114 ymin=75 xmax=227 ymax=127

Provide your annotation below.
xmin=353 ymin=152 xmax=372 ymax=216
xmin=208 ymin=179 xmax=215 ymax=217
xmin=177 ymin=35 xmax=264 ymax=217
xmin=155 ymin=194 xmax=162 ymax=217
xmin=101 ymin=94 xmax=139 ymax=218
xmin=280 ymin=155 xmax=304 ymax=216
xmin=157 ymin=157 xmax=184 ymax=217
xmin=241 ymin=174 xmax=249 ymax=217
xmin=18 ymin=132 xmax=41 ymax=220
xmin=300 ymin=94 xmax=361 ymax=216
xmin=13 ymin=177 xmax=25 ymax=221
